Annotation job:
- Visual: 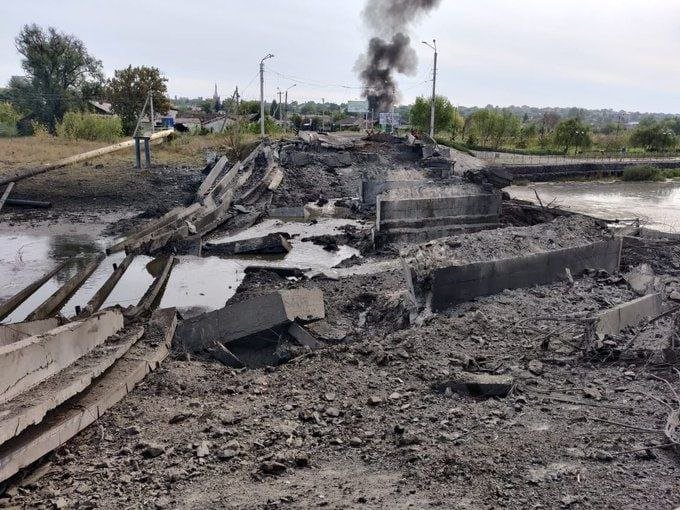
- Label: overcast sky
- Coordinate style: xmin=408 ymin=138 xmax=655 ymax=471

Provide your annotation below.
xmin=1 ymin=0 xmax=679 ymax=113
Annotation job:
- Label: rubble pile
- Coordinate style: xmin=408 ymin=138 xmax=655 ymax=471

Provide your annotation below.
xmin=2 ymin=131 xmax=680 ymax=508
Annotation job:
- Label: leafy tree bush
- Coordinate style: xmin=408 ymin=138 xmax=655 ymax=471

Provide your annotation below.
xmin=107 ymin=66 xmax=170 ymax=135
xmin=0 ymin=102 xmax=21 ymax=137
xmin=467 ymin=108 xmax=520 ymax=148
xmin=409 ymin=95 xmax=456 ymax=134
xmin=7 ymin=24 xmax=103 ymax=132
xmin=56 ymin=111 xmax=123 ymax=142
xmin=553 ymin=118 xmax=592 ymax=152
xmin=630 ymin=122 xmax=676 ymax=152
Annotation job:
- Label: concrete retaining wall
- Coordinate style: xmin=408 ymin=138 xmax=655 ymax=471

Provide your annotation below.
xmin=0 ymin=310 xmax=123 ymax=404
xmin=503 ymin=161 xmax=680 ymax=182
xmin=419 ymin=239 xmax=622 ymax=312
xmin=595 ymin=293 xmax=663 ymax=337
xmin=377 ymin=192 xmax=501 ymax=232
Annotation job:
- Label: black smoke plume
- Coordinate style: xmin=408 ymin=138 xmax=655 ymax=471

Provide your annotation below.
xmin=355 ymin=0 xmax=442 ymax=112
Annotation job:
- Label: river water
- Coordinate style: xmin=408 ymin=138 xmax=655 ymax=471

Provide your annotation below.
xmin=507 ymin=180 xmax=680 ymax=233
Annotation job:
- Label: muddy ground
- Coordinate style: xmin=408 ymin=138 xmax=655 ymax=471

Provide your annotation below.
xmin=2 ymin=135 xmax=680 ymax=509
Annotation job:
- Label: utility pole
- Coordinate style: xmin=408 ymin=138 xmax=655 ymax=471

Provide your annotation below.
xmin=149 ymin=90 xmax=155 ymax=134
xmin=260 ymin=53 xmax=274 ymax=138
xmin=321 ymin=98 xmax=325 ymax=132
xmin=422 ymin=39 xmax=437 ymax=139
xmin=277 ymin=88 xmax=283 ymax=122
xmin=284 ymin=84 xmax=296 ymax=133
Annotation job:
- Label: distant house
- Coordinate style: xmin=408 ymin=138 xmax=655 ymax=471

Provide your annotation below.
xmin=202 ymin=115 xmax=236 ymax=133
xmin=88 ymin=100 xmax=113 ymax=115
xmin=174 ymin=117 xmax=201 ymax=132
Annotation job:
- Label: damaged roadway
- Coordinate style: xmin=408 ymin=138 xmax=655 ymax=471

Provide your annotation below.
xmin=2 ymin=132 xmax=680 ymax=509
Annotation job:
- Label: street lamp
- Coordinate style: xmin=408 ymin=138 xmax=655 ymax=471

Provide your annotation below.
xmin=259 ymin=53 xmax=274 ymax=137
xmin=422 ymin=39 xmax=437 ymax=139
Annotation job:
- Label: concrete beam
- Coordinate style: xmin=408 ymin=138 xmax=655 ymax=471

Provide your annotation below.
xmin=594 ymin=293 xmax=663 ymax=338
xmin=80 ymin=254 xmax=135 ymax=317
xmin=0 ymin=182 xmax=15 ymax=212
xmin=0 ymin=259 xmax=70 ymax=321
xmin=125 ymin=256 xmax=175 ymax=318
xmin=174 ymin=288 xmax=325 ymax=353
xmin=0 ymin=318 xmax=61 ymax=347
xmin=0 ymin=308 xmax=176 ymax=483
xmin=417 ymin=239 xmax=622 ymax=312
xmin=0 ymin=326 xmax=144 ymax=445
xmin=0 ymin=309 xmax=124 ymax=405
xmin=197 ymin=155 xmax=228 ymax=197
xmin=203 ymin=233 xmax=291 ymax=256
xmin=27 ymin=254 xmax=105 ymax=321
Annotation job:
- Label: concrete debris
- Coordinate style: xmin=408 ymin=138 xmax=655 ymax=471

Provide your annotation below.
xmin=173 ymin=288 xmax=325 ymax=353
xmin=203 ymin=233 xmax=291 ymax=255
xmin=437 ymin=372 xmax=514 ymax=398
xmin=593 ymin=293 xmax=663 ymax=339
xmin=624 ymin=264 xmax=659 ymax=296
xmin=0 ymin=310 xmax=124 ymax=405
xmin=288 ymin=322 xmax=323 ymax=349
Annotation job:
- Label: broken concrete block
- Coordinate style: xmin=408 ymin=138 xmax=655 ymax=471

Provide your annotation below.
xmin=437 ymin=372 xmax=514 ymax=398
xmin=624 ymin=264 xmax=657 ymax=296
xmin=376 ymin=184 xmax=501 ymax=232
xmin=203 ymin=233 xmax=291 ymax=256
xmin=0 ymin=310 xmax=124 ymax=405
xmin=594 ymin=293 xmax=663 ymax=338
xmin=288 ymin=322 xmax=322 ymax=349
xmin=174 ymin=289 xmax=325 ymax=353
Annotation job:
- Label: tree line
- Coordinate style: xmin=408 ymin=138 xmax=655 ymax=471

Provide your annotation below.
xmin=408 ymin=96 xmax=680 ymax=154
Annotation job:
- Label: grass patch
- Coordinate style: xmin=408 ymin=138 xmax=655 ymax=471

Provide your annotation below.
xmin=621 ymin=165 xmax=665 ymax=181
xmin=56 ymin=112 xmax=123 ymax=142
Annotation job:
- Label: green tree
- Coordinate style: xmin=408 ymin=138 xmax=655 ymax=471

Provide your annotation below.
xmin=8 ymin=24 xmax=103 ymax=132
xmin=467 ymin=108 xmax=520 ymax=148
xmin=553 ymin=118 xmax=592 ymax=153
xmin=107 ymin=65 xmax=170 ymax=135
xmin=409 ymin=95 xmax=456 ymax=134
xmin=630 ymin=122 xmax=676 ymax=152
xmin=0 ymin=102 xmax=21 ymax=137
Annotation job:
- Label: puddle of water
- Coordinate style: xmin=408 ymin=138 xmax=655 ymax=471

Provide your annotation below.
xmin=60 ymin=252 xmax=127 ymax=318
xmin=0 ymin=233 xmax=106 ymax=302
xmin=160 ymin=218 xmax=366 ymax=317
xmin=2 ymin=218 xmax=367 ymax=324
xmin=507 ymin=180 xmax=680 ymax=233
xmin=100 ymin=255 xmax=155 ymax=310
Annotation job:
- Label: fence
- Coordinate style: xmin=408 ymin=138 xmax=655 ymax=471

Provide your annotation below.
xmin=473 ymin=150 xmax=680 ymax=167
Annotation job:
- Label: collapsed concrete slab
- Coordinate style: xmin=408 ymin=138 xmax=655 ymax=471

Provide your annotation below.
xmin=402 ymin=217 xmax=622 ymax=311
xmin=174 ymin=288 xmax=325 ymax=353
xmin=0 ymin=326 xmax=144 ymax=445
xmin=203 ymin=233 xmax=291 ymax=256
xmin=0 ymin=308 xmax=177 ymax=484
xmin=594 ymin=293 xmax=663 ymax=338
xmin=0 ymin=310 xmax=124 ymax=405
